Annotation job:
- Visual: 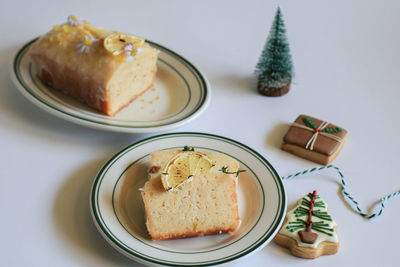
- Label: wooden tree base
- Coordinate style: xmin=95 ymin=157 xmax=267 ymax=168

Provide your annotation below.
xmin=258 ymin=83 xmax=291 ymax=97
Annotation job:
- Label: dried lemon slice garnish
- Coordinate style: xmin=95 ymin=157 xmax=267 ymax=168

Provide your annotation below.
xmin=104 ymin=32 xmax=145 ymax=55
xmin=161 ymin=151 xmax=215 ymax=191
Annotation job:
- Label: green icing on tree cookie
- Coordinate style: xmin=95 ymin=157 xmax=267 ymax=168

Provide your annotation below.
xmin=285 ymin=190 xmax=335 ymax=242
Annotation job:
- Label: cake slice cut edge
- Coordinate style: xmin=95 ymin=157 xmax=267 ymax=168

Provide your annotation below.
xmin=141 ymin=149 xmax=240 ymax=240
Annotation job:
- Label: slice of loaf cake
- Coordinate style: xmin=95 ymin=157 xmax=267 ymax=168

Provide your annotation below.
xmin=29 ymin=16 xmax=159 ymax=116
xmin=141 ymin=149 xmax=240 ymax=240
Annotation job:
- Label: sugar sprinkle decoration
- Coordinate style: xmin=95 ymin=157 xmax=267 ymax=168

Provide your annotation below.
xmin=76 ymin=35 xmax=98 ymax=53
xmin=67 ymin=15 xmax=82 ymax=26
xmin=281 ymin=165 xmax=400 ymax=219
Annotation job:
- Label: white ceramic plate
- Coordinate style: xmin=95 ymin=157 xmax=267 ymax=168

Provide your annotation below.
xmin=90 ymin=132 xmax=286 ymax=266
xmin=11 ymin=38 xmax=210 ymax=133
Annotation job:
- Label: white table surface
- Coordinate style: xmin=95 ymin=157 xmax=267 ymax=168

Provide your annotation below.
xmin=2 ymin=0 xmax=400 ymax=266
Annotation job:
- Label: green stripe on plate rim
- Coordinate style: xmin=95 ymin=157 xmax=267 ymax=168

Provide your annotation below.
xmin=93 ymin=133 xmax=285 ymax=266
xmin=111 ymin=146 xmax=264 ymax=254
xmin=91 ymin=132 xmax=286 ymax=266
xmin=13 ymin=38 xmax=208 ymax=128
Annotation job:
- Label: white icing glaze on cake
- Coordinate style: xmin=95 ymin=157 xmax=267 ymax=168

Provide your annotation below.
xmin=29 ymin=16 xmax=159 ymax=116
xmin=279 ymin=193 xmax=338 ymax=248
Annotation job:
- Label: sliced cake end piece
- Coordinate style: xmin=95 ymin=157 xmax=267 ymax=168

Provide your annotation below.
xmin=141 ymin=149 xmax=240 ymax=240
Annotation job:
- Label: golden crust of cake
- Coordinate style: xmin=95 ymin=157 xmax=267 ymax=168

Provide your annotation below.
xmin=141 ymin=149 xmax=240 ymax=240
xmin=28 ymin=18 xmax=159 ymax=116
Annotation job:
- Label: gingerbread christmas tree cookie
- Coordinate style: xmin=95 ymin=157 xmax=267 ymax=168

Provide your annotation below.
xmin=274 ymin=190 xmax=339 ymax=259
xmin=281 ymin=115 xmax=347 ymax=165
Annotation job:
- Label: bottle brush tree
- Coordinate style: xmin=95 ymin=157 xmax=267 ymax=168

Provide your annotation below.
xmin=255 ymin=7 xmax=294 ymax=97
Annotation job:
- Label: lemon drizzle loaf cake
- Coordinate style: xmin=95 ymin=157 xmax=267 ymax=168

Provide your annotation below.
xmin=141 ymin=149 xmax=241 ymax=240
xmin=29 ymin=15 xmax=159 ymax=116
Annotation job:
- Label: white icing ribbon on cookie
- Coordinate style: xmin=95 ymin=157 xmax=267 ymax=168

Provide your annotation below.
xmin=291 ymin=121 xmax=343 ymax=151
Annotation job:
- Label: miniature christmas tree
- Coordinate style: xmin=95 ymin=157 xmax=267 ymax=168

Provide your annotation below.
xmin=255 ymin=7 xmax=294 ymax=96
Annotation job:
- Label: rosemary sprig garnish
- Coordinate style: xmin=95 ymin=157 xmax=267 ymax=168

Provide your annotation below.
xmin=219 ymin=166 xmax=246 ymax=177
xmin=182 ymin=146 xmax=195 ymax=151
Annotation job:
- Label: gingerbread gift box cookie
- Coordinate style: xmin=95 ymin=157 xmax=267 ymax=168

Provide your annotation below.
xmin=274 ymin=190 xmax=339 ymax=259
xmin=281 ymin=115 xmax=347 ymax=165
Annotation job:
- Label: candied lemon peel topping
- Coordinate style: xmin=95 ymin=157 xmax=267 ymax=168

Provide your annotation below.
xmin=104 ymin=32 xmax=145 ymax=56
xmin=49 ymin=16 xmax=144 ymax=58
xmin=161 ymin=151 xmax=215 ymax=191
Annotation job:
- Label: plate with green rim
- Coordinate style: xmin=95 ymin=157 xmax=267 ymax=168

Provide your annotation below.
xmin=10 ymin=38 xmax=210 ymax=133
xmin=90 ymin=132 xmax=286 ymax=266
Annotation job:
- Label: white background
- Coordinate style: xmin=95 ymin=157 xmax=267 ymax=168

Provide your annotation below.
xmin=1 ymin=0 xmax=400 ymax=266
